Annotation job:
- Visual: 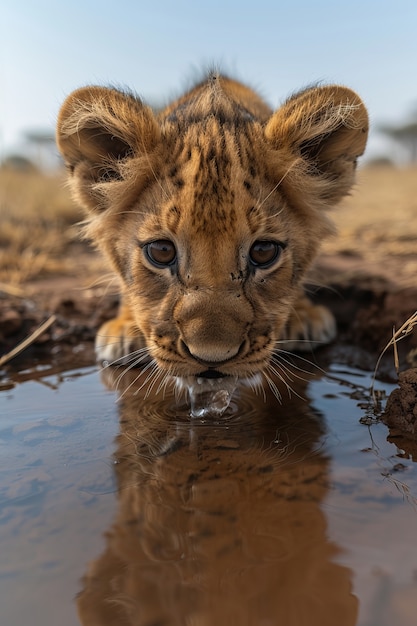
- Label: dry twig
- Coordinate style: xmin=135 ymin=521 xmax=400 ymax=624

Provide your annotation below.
xmin=370 ymin=310 xmax=417 ymax=405
xmin=0 ymin=315 xmax=56 ymax=367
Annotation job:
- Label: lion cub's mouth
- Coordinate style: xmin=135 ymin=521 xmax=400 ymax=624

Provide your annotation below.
xmin=196 ymin=369 xmax=227 ymax=380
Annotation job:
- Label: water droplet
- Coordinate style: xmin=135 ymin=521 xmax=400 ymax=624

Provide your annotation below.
xmin=185 ymin=375 xmax=239 ymax=418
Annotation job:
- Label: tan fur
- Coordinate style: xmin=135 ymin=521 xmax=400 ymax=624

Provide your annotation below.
xmin=56 ymin=73 xmax=368 ymax=382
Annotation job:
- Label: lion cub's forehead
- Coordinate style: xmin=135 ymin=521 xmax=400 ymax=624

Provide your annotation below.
xmin=151 ymin=118 xmax=281 ymax=237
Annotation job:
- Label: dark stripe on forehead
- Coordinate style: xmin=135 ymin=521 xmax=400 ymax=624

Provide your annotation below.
xmin=189 ymin=138 xmax=237 ymax=234
xmin=163 ymin=120 xmax=259 ymax=236
xmin=246 ymin=205 xmax=262 ymax=234
xmin=165 ymin=204 xmax=181 ymax=234
xmin=168 ymin=167 xmax=184 ymax=189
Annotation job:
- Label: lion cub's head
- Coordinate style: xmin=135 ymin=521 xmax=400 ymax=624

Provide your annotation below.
xmin=57 ymin=75 xmax=367 ymax=382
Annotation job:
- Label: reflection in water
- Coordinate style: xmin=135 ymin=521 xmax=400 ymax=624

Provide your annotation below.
xmin=77 ymin=368 xmax=357 ymax=626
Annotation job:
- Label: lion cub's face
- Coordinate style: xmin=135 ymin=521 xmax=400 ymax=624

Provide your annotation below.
xmin=114 ymin=119 xmax=311 ymax=380
xmin=57 ymin=76 xmax=367 ymax=380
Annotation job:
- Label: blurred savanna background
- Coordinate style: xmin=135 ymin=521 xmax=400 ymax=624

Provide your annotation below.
xmin=1 ymin=0 xmax=417 ymax=366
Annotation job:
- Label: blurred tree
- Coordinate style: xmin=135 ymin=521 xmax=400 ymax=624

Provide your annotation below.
xmin=379 ymin=118 xmax=417 ymax=164
xmin=23 ymin=129 xmax=60 ymax=170
xmin=24 ymin=129 xmax=55 ymax=144
xmin=0 ymin=154 xmax=37 ymax=172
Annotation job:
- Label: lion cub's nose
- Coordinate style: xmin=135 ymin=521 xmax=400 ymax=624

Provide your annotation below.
xmin=180 ymin=340 xmax=243 ymax=366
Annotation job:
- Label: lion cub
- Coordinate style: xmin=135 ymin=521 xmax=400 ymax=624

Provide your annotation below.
xmin=57 ymin=74 xmax=367 ymax=391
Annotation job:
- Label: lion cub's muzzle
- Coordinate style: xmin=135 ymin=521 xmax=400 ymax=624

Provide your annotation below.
xmin=175 ymin=289 xmax=253 ymax=369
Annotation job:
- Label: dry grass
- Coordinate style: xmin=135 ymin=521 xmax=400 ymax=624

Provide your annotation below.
xmin=372 ymin=311 xmax=417 ymax=381
xmin=321 ymin=165 xmax=417 ymax=287
xmin=0 ymin=314 xmax=56 ymax=367
xmin=327 ymin=166 xmax=417 ymax=253
xmin=0 ymin=169 xmax=83 ymax=284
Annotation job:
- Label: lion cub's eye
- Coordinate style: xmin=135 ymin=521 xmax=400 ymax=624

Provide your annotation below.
xmin=145 ymin=240 xmax=177 ymax=267
xmin=249 ymin=240 xmax=283 ymax=268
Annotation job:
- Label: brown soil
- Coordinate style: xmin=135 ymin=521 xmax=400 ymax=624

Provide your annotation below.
xmin=384 ymin=368 xmax=417 ymax=435
xmin=1 ymin=166 xmax=417 ymax=433
xmin=0 ymin=262 xmax=119 ymax=382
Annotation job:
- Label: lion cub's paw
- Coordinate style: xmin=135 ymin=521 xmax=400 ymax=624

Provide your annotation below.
xmin=280 ymin=300 xmax=336 ymax=352
xmin=95 ymin=317 xmax=146 ymax=365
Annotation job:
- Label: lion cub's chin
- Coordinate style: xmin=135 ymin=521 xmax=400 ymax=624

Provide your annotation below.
xmin=176 ymin=373 xmax=243 ymax=419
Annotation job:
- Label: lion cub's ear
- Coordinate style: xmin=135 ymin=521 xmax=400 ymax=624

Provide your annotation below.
xmin=265 ymin=85 xmax=368 ymax=204
xmin=56 ymin=87 xmax=160 ymax=212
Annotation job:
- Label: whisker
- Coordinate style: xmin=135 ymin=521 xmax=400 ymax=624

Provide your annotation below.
xmin=253 ymin=373 xmax=267 ymax=401
xmin=266 ymin=361 xmax=306 ymax=402
xmin=174 ymin=379 xmax=183 ymax=405
xmin=273 ymin=338 xmax=325 ymax=346
xmin=115 ymin=369 xmax=143 ymax=397
xmin=106 ymin=355 xmax=151 ymax=391
xmin=262 ymin=370 xmax=283 ymax=403
xmin=135 ymin=361 xmax=161 ymax=397
xmin=303 ymin=281 xmax=341 ymax=297
xmin=266 ymin=362 xmax=293 ymax=397
xmin=155 ymin=369 xmax=175 ymax=399
xmin=119 ymin=352 xmax=152 ymax=376
xmin=268 ymin=358 xmax=296 ymax=383
xmin=271 ymin=353 xmax=316 ymax=384
xmin=272 ymin=346 xmax=327 ymax=376
xmin=139 ymin=132 xmax=171 ymax=201
xmin=101 ymin=344 xmax=150 ymax=368
xmin=77 ymin=273 xmax=118 ymax=292
xmin=107 ymin=350 xmax=152 ymax=393
xmin=245 ymin=372 xmax=266 ymax=401
xmin=117 ymin=358 xmax=156 ymax=399
xmin=144 ymin=364 xmax=165 ymax=399
xmin=256 ymin=161 xmax=297 ymax=209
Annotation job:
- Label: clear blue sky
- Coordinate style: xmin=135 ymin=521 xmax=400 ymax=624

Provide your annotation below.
xmin=2 ymin=0 xmax=417 ymax=161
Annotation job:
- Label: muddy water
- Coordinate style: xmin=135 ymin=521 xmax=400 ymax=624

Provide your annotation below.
xmin=0 ymin=363 xmax=416 ymax=626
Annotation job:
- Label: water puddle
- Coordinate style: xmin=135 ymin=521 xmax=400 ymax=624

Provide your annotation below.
xmin=0 ymin=362 xmax=416 ymax=626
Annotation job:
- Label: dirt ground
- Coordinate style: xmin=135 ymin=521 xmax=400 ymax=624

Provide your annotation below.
xmin=1 ymin=166 xmax=416 ymax=430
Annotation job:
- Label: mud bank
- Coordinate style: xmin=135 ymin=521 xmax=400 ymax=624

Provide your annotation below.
xmin=384 ymin=368 xmax=417 ymax=433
